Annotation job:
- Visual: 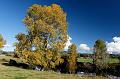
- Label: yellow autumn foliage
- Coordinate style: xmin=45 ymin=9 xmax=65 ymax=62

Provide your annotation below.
xmin=0 ymin=34 xmax=5 ymax=48
xmin=15 ymin=4 xmax=68 ymax=69
xmin=68 ymin=44 xmax=78 ymax=74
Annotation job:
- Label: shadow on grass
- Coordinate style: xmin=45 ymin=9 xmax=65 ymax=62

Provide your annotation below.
xmin=2 ymin=62 xmax=9 ymax=66
xmin=15 ymin=76 xmax=46 ymax=79
xmin=15 ymin=76 xmax=27 ymax=79
xmin=2 ymin=62 xmax=30 ymax=70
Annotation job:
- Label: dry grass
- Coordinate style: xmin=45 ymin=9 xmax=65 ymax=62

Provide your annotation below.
xmin=0 ymin=54 xmax=108 ymax=79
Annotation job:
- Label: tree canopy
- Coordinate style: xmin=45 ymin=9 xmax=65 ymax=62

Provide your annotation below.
xmin=15 ymin=4 xmax=68 ymax=69
xmin=23 ymin=4 xmax=68 ymax=51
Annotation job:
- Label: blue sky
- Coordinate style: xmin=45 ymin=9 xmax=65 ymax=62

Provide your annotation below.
xmin=0 ymin=0 xmax=120 ymax=53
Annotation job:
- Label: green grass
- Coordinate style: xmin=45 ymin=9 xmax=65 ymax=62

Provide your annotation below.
xmin=77 ymin=57 xmax=93 ymax=63
xmin=77 ymin=57 xmax=119 ymax=64
xmin=108 ymin=58 xmax=119 ymax=64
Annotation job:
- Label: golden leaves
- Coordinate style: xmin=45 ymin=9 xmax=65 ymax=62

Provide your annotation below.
xmin=23 ymin=16 xmax=34 ymax=26
xmin=53 ymin=42 xmax=65 ymax=51
xmin=0 ymin=34 xmax=5 ymax=48
xmin=44 ymin=49 xmax=63 ymax=68
xmin=23 ymin=4 xmax=68 ymax=50
xmin=16 ymin=33 xmax=27 ymax=43
xmin=67 ymin=44 xmax=78 ymax=73
xmin=45 ymin=49 xmax=53 ymax=60
xmin=22 ymin=50 xmax=44 ymax=65
xmin=44 ymin=6 xmax=52 ymax=14
xmin=33 ymin=36 xmax=42 ymax=47
xmin=16 ymin=4 xmax=68 ymax=69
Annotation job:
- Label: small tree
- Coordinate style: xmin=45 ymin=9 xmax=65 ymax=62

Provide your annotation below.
xmin=93 ymin=39 xmax=109 ymax=75
xmin=67 ymin=44 xmax=77 ymax=74
xmin=0 ymin=34 xmax=5 ymax=48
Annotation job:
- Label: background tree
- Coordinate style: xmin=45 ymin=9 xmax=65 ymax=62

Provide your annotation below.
xmin=93 ymin=39 xmax=109 ymax=74
xmin=67 ymin=44 xmax=77 ymax=74
xmin=15 ymin=4 xmax=68 ymax=69
xmin=0 ymin=34 xmax=5 ymax=48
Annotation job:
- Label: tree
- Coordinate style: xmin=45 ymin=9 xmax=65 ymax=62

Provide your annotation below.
xmin=15 ymin=4 xmax=68 ymax=69
xmin=67 ymin=44 xmax=78 ymax=74
xmin=93 ymin=39 xmax=109 ymax=74
xmin=0 ymin=34 xmax=5 ymax=48
xmin=23 ymin=4 xmax=68 ymax=51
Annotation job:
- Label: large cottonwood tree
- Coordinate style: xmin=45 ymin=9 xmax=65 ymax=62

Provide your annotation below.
xmin=15 ymin=4 xmax=68 ymax=69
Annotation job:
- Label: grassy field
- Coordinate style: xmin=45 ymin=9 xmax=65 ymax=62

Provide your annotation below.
xmin=77 ymin=57 xmax=93 ymax=63
xmin=77 ymin=57 xmax=119 ymax=64
xmin=108 ymin=58 xmax=120 ymax=64
xmin=0 ymin=55 xmax=109 ymax=79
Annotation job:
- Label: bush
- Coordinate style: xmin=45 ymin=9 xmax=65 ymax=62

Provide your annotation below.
xmin=9 ymin=59 xmax=29 ymax=69
xmin=9 ymin=59 xmax=17 ymax=66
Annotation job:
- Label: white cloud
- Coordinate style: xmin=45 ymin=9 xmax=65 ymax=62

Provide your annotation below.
xmin=3 ymin=44 xmax=11 ymax=47
xmin=2 ymin=47 xmax=15 ymax=52
xmin=2 ymin=44 xmax=15 ymax=51
xmin=79 ymin=44 xmax=90 ymax=51
xmin=113 ymin=37 xmax=120 ymax=42
xmin=64 ymin=35 xmax=72 ymax=50
xmin=107 ymin=37 xmax=120 ymax=54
